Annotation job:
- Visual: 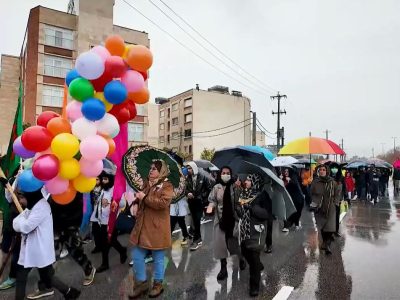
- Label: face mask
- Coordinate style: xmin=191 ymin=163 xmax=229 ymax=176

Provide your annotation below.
xmin=221 ymin=174 xmax=231 ymax=183
xmin=331 ymin=168 xmax=338 ymax=175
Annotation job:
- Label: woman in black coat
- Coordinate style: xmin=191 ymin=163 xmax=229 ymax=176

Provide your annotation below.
xmin=282 ymin=168 xmax=305 ymax=231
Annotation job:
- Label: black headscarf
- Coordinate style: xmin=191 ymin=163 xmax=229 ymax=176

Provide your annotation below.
xmin=21 ymin=189 xmax=44 ymax=210
xmin=100 ymin=171 xmax=115 ymax=191
xmin=218 ymin=166 xmax=235 ymax=237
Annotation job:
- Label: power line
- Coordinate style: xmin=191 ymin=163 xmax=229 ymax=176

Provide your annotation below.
xmin=120 ymin=0 xmax=267 ymax=96
xmin=146 ymin=0 xmax=274 ymax=94
xmin=155 ymin=0 xmax=278 ymax=93
xmin=256 ymin=124 xmax=276 ymax=139
xmin=190 ymin=118 xmax=251 ymax=134
xmin=171 ymin=122 xmax=251 ymax=140
xmin=256 ymin=118 xmax=276 ymax=135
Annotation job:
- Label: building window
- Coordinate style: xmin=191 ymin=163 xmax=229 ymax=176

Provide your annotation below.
xmin=167 ymin=108 xmax=171 ymax=118
xmin=44 ymin=25 xmax=74 ymax=49
xmin=189 ymin=145 xmax=192 ymax=154
xmin=184 ymin=113 xmax=192 ymax=123
xmin=184 ymin=146 xmax=188 ymax=152
xmin=44 ymin=55 xmax=72 ymax=78
xmin=167 ymin=121 xmax=170 ymax=131
xmin=42 ymin=85 xmax=63 ymax=107
xmin=184 ymin=98 xmax=192 ymax=108
xmin=128 ymin=123 xmax=144 ymax=142
xmin=172 ymin=103 xmax=178 ymax=111
xmin=160 ymin=110 xmax=165 ymax=118
xmin=172 ymin=132 xmax=179 ymax=140
xmin=159 ymin=137 xmax=165 ymax=143
xmin=184 ymin=129 xmax=192 ymax=138
xmin=160 ymin=123 xmax=165 ymax=130
xmin=172 ymin=117 xmax=179 ymax=126
xmin=167 ymin=135 xmax=170 ymax=144
xmin=136 ymin=104 xmax=146 ymax=116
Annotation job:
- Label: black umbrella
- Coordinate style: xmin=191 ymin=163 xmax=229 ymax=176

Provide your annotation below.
xmin=193 ymin=159 xmax=218 ymax=170
xmin=212 ymin=146 xmax=275 ymax=175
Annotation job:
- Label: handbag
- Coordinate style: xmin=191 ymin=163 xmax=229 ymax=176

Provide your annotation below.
xmin=116 ymin=201 xmax=135 ymax=234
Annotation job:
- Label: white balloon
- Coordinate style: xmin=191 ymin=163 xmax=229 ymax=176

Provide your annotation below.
xmin=72 ymin=118 xmax=97 ymax=140
xmin=95 ymin=113 xmax=120 ymax=138
xmin=75 ymin=52 xmax=105 ymax=80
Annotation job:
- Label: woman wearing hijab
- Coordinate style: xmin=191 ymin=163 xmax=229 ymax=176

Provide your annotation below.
xmin=206 ymin=166 xmax=245 ymax=281
xmin=129 ymin=160 xmax=174 ymax=299
xmin=237 ymin=174 xmax=272 ymax=297
xmin=310 ymin=165 xmax=338 ymax=255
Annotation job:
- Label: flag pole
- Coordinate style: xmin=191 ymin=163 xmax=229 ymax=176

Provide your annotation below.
xmin=0 ymin=168 xmax=23 ymax=213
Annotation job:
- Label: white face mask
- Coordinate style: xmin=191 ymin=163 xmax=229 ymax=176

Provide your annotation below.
xmin=221 ymin=174 xmax=231 ymax=183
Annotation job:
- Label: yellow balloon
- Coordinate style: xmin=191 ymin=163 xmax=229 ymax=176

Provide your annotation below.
xmin=51 ymin=133 xmax=80 ymax=160
xmin=94 ymin=92 xmax=113 ymax=112
xmin=122 ymin=44 xmax=134 ymax=60
xmin=59 ymin=158 xmax=80 ymax=179
xmin=73 ymin=174 xmax=96 ymax=193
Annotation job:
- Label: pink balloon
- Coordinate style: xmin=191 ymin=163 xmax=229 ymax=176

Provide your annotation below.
xmin=34 ymin=148 xmax=53 ymax=159
xmin=121 ymin=70 xmax=145 ymax=93
xmin=80 ymin=135 xmax=109 ymax=161
xmin=80 ymin=158 xmax=103 ymax=177
xmin=32 ymin=154 xmax=60 ymax=181
xmin=45 ymin=176 xmax=69 ymax=195
xmin=91 ymin=46 xmax=111 ymax=62
xmin=66 ymin=101 xmax=83 ymax=122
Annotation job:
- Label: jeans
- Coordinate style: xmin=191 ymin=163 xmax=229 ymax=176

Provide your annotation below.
xmin=170 ymin=216 xmax=189 ymax=238
xmin=132 ymin=246 xmax=165 ymax=282
xmin=188 ymin=200 xmax=203 ymax=241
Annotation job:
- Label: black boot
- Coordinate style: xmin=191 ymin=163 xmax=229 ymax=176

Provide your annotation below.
xmin=97 ymin=249 xmax=110 ymax=273
xmin=325 ymin=239 xmax=332 ymax=255
xmin=65 ymin=287 xmax=81 ymax=299
xmin=239 ymin=257 xmax=246 ymax=271
xmin=217 ymin=259 xmax=228 ymax=281
xmin=120 ymin=247 xmax=128 ymax=264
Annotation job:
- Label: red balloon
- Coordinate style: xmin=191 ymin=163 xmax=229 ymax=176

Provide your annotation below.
xmin=139 ymin=71 xmax=148 ymax=81
xmin=32 ymin=154 xmax=60 ymax=181
xmin=104 ymin=56 xmax=126 ymax=78
xmin=91 ymin=72 xmax=113 ymax=92
xmin=37 ymin=111 xmax=60 ymax=128
xmin=125 ymin=101 xmax=137 ymax=120
xmin=21 ymin=126 xmax=53 ymax=152
xmin=109 ymin=103 xmax=130 ymax=124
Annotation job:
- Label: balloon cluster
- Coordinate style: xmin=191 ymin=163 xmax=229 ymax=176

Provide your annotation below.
xmin=13 ymin=35 xmax=152 ymax=205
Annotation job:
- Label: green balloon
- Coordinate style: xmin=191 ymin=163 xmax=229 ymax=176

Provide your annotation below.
xmin=69 ymin=78 xmax=94 ymax=102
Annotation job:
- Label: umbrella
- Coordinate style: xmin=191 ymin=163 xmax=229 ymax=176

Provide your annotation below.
xmin=271 ymin=156 xmax=299 ymax=167
xmin=167 ymin=151 xmax=184 ymax=166
xmin=367 ymin=158 xmax=392 ymax=169
xmin=279 ymin=137 xmax=345 ymax=155
xmin=297 ymin=158 xmax=317 ymax=164
xmin=345 ymin=161 xmax=368 ymax=169
xmin=103 ymin=158 xmax=117 ymax=175
xmin=193 ymin=159 xmax=218 ymax=170
xmin=212 ymin=146 xmax=275 ymax=175
xmin=242 ymin=145 xmax=275 ymax=161
xmin=236 ymin=161 xmax=296 ymax=220
xmin=123 ymin=145 xmax=186 ymax=203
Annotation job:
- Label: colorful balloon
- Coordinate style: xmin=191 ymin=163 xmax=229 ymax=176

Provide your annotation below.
xmin=109 ymin=103 xmax=131 ymax=124
xmin=128 ymin=87 xmax=150 ymax=104
xmin=75 ymin=51 xmax=105 ymax=80
xmin=22 ymin=158 xmax=34 ymax=170
xmin=71 ymin=118 xmax=97 ymax=140
xmin=32 ymin=154 xmax=59 ymax=181
xmin=66 ymin=101 xmax=83 ymax=121
xmin=90 ymin=72 xmax=113 ymax=92
xmin=51 ymin=133 xmax=80 ymax=160
xmin=80 ymin=158 xmax=103 ymax=177
xmin=104 ymin=56 xmax=126 ymax=78
xmin=47 ymin=117 xmax=72 ymax=136
xmin=105 ymin=35 xmax=125 ymax=56
xmin=80 ymin=135 xmax=109 ymax=161
xmin=94 ymin=92 xmax=113 ymax=112
xmin=95 ymin=114 xmax=120 ymax=138
xmin=121 ymin=70 xmax=145 ymax=93
xmin=104 ymin=80 xmax=127 ymax=105
xmin=122 ymin=44 xmax=134 ymax=60
xmin=37 ymin=111 xmax=60 ymax=128
xmin=91 ymin=45 xmax=111 ymax=62
xmin=125 ymin=100 xmax=137 ymax=120
xmin=13 ymin=136 xmax=36 ymax=159
xmin=65 ymin=69 xmax=81 ymax=86
xmin=21 ymin=126 xmax=53 ymax=152
xmin=17 ymin=169 xmax=44 ymax=192
xmin=73 ymin=174 xmax=96 ymax=193
xmin=125 ymin=45 xmax=153 ymax=72
xmin=81 ymin=98 xmax=106 ymax=121
xmin=45 ymin=176 xmax=69 ymax=195
xmin=59 ymin=158 xmax=80 ymax=180
xmin=69 ymin=78 xmax=94 ymax=102
xmin=52 ymin=184 xmax=76 ymax=205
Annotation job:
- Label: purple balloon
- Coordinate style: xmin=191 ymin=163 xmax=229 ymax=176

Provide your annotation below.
xmin=13 ymin=136 xmax=36 ymax=159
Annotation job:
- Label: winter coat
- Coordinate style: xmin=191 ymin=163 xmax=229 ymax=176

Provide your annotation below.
xmin=185 ymin=165 xmax=214 ymax=207
xmin=310 ymin=176 xmax=338 ymax=233
xmin=130 ymin=179 xmax=174 ymax=250
xmin=285 ymin=179 xmax=304 ymax=212
xmin=344 ymin=176 xmax=355 ymax=192
xmin=393 ymin=168 xmax=400 ymax=180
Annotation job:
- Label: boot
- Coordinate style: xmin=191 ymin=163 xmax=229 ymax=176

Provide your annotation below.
xmin=217 ymin=259 xmax=228 ymax=281
xmin=64 ymin=287 xmax=81 ymax=300
xmin=129 ymin=280 xmax=148 ymax=299
xmin=148 ymin=280 xmax=164 ymax=298
xmin=320 ymin=241 xmax=327 ymax=250
xmin=120 ymin=247 xmax=128 ymax=264
xmin=249 ymin=283 xmax=260 ymax=297
xmin=239 ymin=258 xmax=246 ymax=271
xmin=325 ymin=239 xmax=332 ymax=255
xmin=97 ymin=249 xmax=110 ymax=273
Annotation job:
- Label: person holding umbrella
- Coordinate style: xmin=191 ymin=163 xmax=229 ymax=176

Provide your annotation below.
xmin=281 ymin=168 xmax=304 ymax=232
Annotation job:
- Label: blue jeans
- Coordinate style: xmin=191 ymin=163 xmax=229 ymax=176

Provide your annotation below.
xmin=132 ymin=246 xmax=165 ymax=282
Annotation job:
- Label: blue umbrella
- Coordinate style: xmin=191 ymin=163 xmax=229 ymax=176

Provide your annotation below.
xmin=243 ymin=145 xmax=275 ymax=161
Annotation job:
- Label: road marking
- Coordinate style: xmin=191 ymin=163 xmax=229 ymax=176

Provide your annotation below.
xmin=172 ymin=219 xmax=212 ymax=234
xmin=272 ymin=286 xmax=294 ymax=300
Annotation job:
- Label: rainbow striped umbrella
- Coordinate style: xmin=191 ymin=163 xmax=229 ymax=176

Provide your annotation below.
xmin=278 ymin=137 xmax=345 ymax=155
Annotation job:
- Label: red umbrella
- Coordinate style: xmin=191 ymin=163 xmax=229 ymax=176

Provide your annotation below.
xmin=326 ymin=140 xmax=345 ymax=155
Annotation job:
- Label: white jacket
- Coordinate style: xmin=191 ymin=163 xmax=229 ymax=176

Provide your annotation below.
xmin=13 ymin=198 xmax=55 ymax=268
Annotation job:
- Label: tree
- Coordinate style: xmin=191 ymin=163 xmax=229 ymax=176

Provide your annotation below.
xmin=200 ymin=148 xmax=215 ymax=161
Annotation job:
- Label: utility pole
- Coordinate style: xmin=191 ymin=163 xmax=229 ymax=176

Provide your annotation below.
xmin=271 ymin=92 xmax=287 ymax=151
xmin=372 ymin=147 xmax=375 ymax=158
xmin=323 ymin=129 xmax=331 ymax=158
xmin=392 ymin=137 xmax=397 ymax=154
xmin=252 ymin=112 xmax=257 ymax=146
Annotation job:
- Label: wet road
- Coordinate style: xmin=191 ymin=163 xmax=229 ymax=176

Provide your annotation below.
xmin=2 ymin=190 xmax=400 ymax=299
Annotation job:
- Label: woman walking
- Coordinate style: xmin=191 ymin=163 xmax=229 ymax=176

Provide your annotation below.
xmin=206 ymin=166 xmax=245 ymax=281
xmin=310 ymin=165 xmax=338 ymax=255
xmin=344 ymin=171 xmax=355 ymax=203
xmin=170 ymin=197 xmax=190 ymax=245
xmin=282 ymin=168 xmax=305 ymax=232
xmin=129 ymin=160 xmax=174 ymax=299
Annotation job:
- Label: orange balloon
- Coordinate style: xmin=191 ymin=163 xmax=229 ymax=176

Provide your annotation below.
xmin=128 ymin=87 xmax=150 ymax=105
xmin=105 ymin=35 xmax=125 ymax=56
xmin=125 ymin=45 xmax=153 ymax=72
xmin=107 ymin=137 xmax=116 ymax=157
xmin=47 ymin=117 xmax=72 ymax=136
xmin=52 ymin=184 xmax=76 ymax=205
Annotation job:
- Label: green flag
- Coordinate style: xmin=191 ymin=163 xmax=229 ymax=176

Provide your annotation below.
xmin=0 ymin=81 xmax=23 ymax=231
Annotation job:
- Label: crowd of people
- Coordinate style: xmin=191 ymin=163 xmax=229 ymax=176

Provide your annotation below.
xmin=0 ymin=158 xmax=397 ymax=299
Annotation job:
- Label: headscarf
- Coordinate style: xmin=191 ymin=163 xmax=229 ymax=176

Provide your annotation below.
xmin=149 ymin=159 xmax=170 ymax=187
xmin=184 ymin=161 xmax=199 ymax=176
xmin=240 ymin=173 xmax=263 ymax=200
xmin=20 ymin=188 xmax=44 ymax=210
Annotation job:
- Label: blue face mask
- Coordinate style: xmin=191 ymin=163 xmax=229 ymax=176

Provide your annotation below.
xmin=331 ymin=168 xmax=338 ymax=175
xmin=182 ymin=167 xmax=188 ymax=176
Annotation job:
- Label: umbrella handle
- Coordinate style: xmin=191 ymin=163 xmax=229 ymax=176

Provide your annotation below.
xmin=0 ymin=168 xmax=23 ymax=213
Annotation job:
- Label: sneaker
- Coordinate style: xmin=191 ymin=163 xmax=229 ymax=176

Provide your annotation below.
xmin=0 ymin=277 xmax=16 ymax=290
xmin=145 ymin=256 xmax=154 ymax=264
xmin=181 ymin=237 xmax=189 ymax=245
xmin=60 ymin=248 xmax=69 ymax=259
xmin=27 ymin=289 xmax=55 ymax=299
xmin=352 ymin=195 xmax=358 ymax=200
xmin=282 ymin=228 xmax=289 ymax=233
xmin=65 ymin=287 xmax=81 ymax=300
xmin=190 ymin=239 xmax=203 ymax=251
xmin=295 ymin=225 xmax=302 ymax=231
xmin=129 ymin=260 xmax=134 ymax=266
xmin=83 ymin=267 xmax=96 ymax=286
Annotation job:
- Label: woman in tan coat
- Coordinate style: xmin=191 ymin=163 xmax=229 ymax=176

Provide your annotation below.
xmin=129 ymin=160 xmax=174 ymax=299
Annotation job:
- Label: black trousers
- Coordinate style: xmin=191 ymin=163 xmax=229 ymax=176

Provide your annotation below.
xmin=188 ymin=200 xmax=203 ymax=241
xmin=321 ymin=231 xmax=333 ymax=243
xmin=265 ymin=220 xmax=273 ymax=247
xmin=15 ymin=265 xmax=68 ymax=300
xmin=240 ymin=243 xmax=261 ymax=291
xmin=170 ymin=216 xmax=189 ymax=238
xmin=335 ymin=205 xmax=340 ymax=233
xmin=92 ymin=223 xmax=125 ymax=267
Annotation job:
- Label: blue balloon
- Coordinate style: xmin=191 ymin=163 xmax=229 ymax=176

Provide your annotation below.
xmin=17 ymin=169 xmax=44 ymax=192
xmin=104 ymin=80 xmax=127 ymax=105
xmin=81 ymin=98 xmax=106 ymax=121
xmin=65 ymin=69 xmax=81 ymax=86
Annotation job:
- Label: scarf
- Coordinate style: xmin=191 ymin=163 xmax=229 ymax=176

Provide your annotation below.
xmin=148 ymin=160 xmax=170 ymax=188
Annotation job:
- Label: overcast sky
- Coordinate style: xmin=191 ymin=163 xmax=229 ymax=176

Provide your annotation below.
xmin=1 ymin=0 xmax=400 ymax=158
